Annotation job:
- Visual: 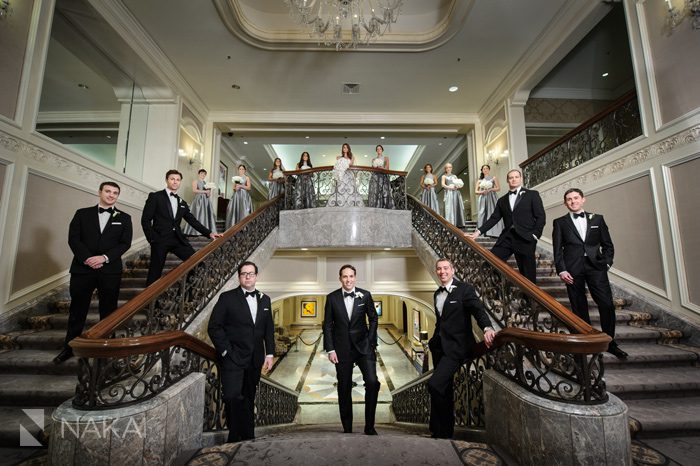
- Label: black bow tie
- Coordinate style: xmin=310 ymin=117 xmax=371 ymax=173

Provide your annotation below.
xmin=438 ymin=286 xmax=449 ymax=293
xmin=509 ymin=190 xmax=518 ymax=195
xmin=244 ymin=290 xmax=257 ymax=298
xmin=343 ymin=292 xmax=355 ymax=299
xmin=98 ymin=207 xmax=114 ymax=214
xmin=169 ymin=192 xmax=178 ymax=198
xmin=573 ymin=212 xmax=586 ymax=219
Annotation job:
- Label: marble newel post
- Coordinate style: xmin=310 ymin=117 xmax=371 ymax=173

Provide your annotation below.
xmin=484 ymin=370 xmax=631 ymax=465
xmin=49 ymin=373 xmax=205 ymax=465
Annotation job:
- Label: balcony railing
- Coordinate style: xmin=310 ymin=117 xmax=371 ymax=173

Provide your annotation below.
xmin=521 ymin=90 xmax=642 ymax=187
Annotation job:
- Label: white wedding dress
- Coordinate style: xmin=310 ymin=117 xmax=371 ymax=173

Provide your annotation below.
xmin=328 ymin=157 xmax=364 ymax=207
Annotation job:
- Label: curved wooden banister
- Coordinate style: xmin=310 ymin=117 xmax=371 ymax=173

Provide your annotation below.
xmin=520 ymin=90 xmax=637 ymax=169
xmin=283 ymin=166 xmax=408 ymax=176
xmin=82 ymin=195 xmax=283 ymax=340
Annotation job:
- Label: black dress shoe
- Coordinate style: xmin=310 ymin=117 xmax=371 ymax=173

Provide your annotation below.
xmin=608 ymin=346 xmax=628 ymax=360
xmin=343 ymin=428 xmax=352 ymax=434
xmin=53 ymin=349 xmax=73 ymax=365
xmin=364 ymin=427 xmax=378 ymax=436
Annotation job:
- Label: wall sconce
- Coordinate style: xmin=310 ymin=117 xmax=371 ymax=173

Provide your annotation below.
xmin=640 ymin=0 xmax=700 ymax=31
xmin=178 ymin=148 xmax=202 ymax=166
xmin=486 ymin=149 xmax=509 ymax=165
xmin=0 ymin=0 xmax=12 ymax=20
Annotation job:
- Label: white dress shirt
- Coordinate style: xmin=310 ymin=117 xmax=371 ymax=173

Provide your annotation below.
xmin=343 ymin=288 xmax=356 ymax=320
xmin=166 ymin=189 xmax=178 ymax=217
xmin=244 ymin=289 xmax=258 ymax=324
xmin=436 ymin=280 xmax=453 ymax=316
xmin=508 ymin=186 xmax=522 ymax=211
xmin=571 ymin=211 xmax=587 ymax=242
xmin=97 ymin=205 xmax=111 ymax=233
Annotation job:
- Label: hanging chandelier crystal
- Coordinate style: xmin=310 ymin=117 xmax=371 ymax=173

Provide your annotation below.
xmin=284 ymin=0 xmax=404 ymax=50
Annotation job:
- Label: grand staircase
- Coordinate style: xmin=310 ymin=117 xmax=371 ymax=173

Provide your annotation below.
xmin=0 ymin=234 xmax=216 ymax=449
xmin=464 ymin=220 xmax=700 ymax=439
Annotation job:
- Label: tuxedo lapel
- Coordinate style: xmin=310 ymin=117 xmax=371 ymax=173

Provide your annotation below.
xmin=91 ymin=207 xmax=102 ymax=236
xmin=584 ymin=214 xmax=595 ymax=243
xmin=513 ymin=189 xmax=526 ymax=210
xmin=162 ymin=190 xmax=175 ymax=220
xmin=565 ymin=214 xmax=584 ymax=243
xmin=335 ymin=290 xmax=350 ymax=322
xmin=236 ymin=287 xmax=254 ymax=325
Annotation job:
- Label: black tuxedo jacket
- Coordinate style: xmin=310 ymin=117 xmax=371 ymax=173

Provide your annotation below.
xmin=429 ymin=280 xmax=493 ymax=362
xmin=68 ymin=206 xmax=133 ymax=275
xmin=479 ymin=188 xmax=546 ymax=247
xmin=322 ymin=288 xmax=378 ymax=359
xmin=552 ymin=213 xmax=614 ymax=275
xmin=208 ymin=287 xmax=275 ymax=369
xmin=141 ymin=190 xmax=211 ymax=245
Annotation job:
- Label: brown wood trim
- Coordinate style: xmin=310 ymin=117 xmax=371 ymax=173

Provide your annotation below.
xmin=283 ymin=166 xmax=408 ymax=176
xmin=413 ymin=195 xmax=595 ymax=335
xmin=71 ymin=330 xmax=216 ymax=359
xmin=520 ymin=90 xmax=637 ymax=169
xmin=82 ymin=195 xmax=283 ymax=340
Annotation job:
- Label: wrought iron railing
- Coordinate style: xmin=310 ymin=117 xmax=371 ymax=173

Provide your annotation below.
xmin=282 ymin=166 xmax=407 ymax=210
xmin=392 ymin=197 xmax=610 ymax=428
xmin=521 ymin=90 xmax=642 ymax=187
xmin=70 ymin=195 xmax=298 ymax=429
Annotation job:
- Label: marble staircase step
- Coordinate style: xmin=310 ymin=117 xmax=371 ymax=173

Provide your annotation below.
xmin=0 ymin=374 xmax=76 ymax=406
xmin=0 ymin=350 xmax=80 ymax=376
xmin=613 ymin=325 xmax=665 ymax=343
xmin=625 ymin=397 xmax=700 ymax=435
xmin=606 ymin=366 xmax=700 ymax=399
xmin=3 ymin=329 xmax=66 ymax=350
xmin=602 ymin=343 xmax=698 ymax=369
xmin=27 ymin=311 xmax=148 ymax=331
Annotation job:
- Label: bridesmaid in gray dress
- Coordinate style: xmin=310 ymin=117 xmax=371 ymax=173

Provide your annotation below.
xmin=367 ymin=144 xmax=395 ymax=209
xmin=419 ymin=163 xmax=440 ymax=214
xmin=475 ymin=164 xmax=503 ymax=237
xmin=225 ymin=164 xmax=253 ymax=229
xmin=294 ymin=152 xmax=316 ymax=209
xmin=267 ymin=157 xmax=285 ymax=200
xmin=184 ymin=169 xmax=217 ymax=235
xmin=441 ymin=162 xmax=465 ymax=227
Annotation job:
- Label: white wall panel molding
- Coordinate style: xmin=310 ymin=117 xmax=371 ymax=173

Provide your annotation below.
xmin=209 ymin=111 xmax=479 ymax=126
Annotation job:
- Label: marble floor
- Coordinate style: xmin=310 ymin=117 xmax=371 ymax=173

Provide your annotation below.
xmin=268 ymin=327 xmax=421 ymax=425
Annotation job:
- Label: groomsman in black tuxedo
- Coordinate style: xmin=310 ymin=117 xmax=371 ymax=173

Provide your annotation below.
xmin=428 ymin=259 xmax=495 ymax=439
xmin=207 ymin=261 xmax=275 ymax=443
xmin=323 ymin=264 xmax=380 ymax=435
xmin=470 ymin=169 xmax=546 ymax=284
xmin=141 ymin=169 xmax=221 ymax=286
xmin=54 ymin=182 xmax=133 ymax=364
xmin=552 ymin=188 xmax=627 ymax=359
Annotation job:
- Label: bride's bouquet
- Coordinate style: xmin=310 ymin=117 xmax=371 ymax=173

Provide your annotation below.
xmin=232 ymin=175 xmax=244 ymax=184
xmin=333 ymin=157 xmax=350 ymax=182
xmin=204 ymin=182 xmax=217 ymax=190
xmin=453 ymin=178 xmax=464 ymax=189
xmin=372 ymin=157 xmax=385 ymax=168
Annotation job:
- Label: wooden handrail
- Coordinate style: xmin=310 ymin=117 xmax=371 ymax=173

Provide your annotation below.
xmin=283 ymin=166 xmax=408 ymax=176
xmin=82 ymin=195 xmax=282 ymax=340
xmin=520 ymin=90 xmax=637 ymax=169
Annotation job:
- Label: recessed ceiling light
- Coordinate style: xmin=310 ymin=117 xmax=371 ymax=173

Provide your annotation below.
xmin=106 ymin=135 xmax=112 ymax=139
xmin=364 ymin=154 xmax=368 ymax=157
xmin=438 ymin=143 xmax=443 ymax=146
xmin=322 ymin=154 xmax=326 ymax=157
xmin=263 ymin=168 xmax=267 ymax=171
xmin=301 ymin=248 xmax=308 ymax=251
xmin=601 ymin=72 xmax=609 ymax=77
xmin=305 ymin=136 xmax=310 ymax=139
xmin=243 ymin=141 xmax=248 ymax=145
xmin=448 ymin=86 xmax=459 ymax=92
xmin=380 ymin=136 xmax=386 ymax=140
xmin=383 ymin=248 xmax=391 ymax=251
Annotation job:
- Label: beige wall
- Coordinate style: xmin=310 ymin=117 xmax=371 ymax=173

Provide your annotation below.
xmin=0 ymin=163 xmax=6 ymax=205
xmin=0 ymin=0 xmax=34 ymax=119
xmin=669 ymin=157 xmax=700 ymax=306
xmin=544 ymin=175 xmax=665 ymax=292
xmin=643 ymin=1 xmax=700 ymax=124
xmin=12 ymin=174 xmax=145 ymax=293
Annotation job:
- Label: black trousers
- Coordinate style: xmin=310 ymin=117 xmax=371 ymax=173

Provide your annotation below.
xmin=221 ymin=359 xmax=261 ymax=443
xmin=145 ymin=234 xmax=195 ymax=286
xmin=334 ymin=349 xmax=380 ymax=432
xmin=427 ymin=349 xmax=461 ymax=439
xmin=491 ymin=230 xmax=538 ymax=284
xmin=567 ymin=261 xmax=616 ymax=344
xmin=64 ymin=271 xmax=121 ymax=349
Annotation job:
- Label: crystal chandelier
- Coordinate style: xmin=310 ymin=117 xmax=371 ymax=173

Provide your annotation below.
xmin=284 ymin=0 xmax=404 ymax=50
xmin=664 ymin=0 xmax=700 ymax=31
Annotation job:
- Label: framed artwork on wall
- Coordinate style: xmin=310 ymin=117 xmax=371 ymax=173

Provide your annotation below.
xmin=218 ymin=161 xmax=228 ymax=197
xmin=413 ymin=309 xmax=421 ymax=342
xmin=374 ymin=301 xmax=382 ymax=317
xmin=301 ymin=300 xmax=317 ymax=318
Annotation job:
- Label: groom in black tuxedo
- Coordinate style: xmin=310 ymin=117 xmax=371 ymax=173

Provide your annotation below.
xmin=208 ymin=261 xmax=275 ymax=442
xmin=54 ymin=181 xmax=133 ymax=364
xmin=428 ymin=259 xmax=495 ymax=438
xmin=470 ymin=169 xmax=546 ymax=284
xmin=323 ymin=264 xmax=380 ymax=435
xmin=141 ymin=169 xmax=221 ymax=285
xmin=552 ymin=188 xmax=627 ymax=359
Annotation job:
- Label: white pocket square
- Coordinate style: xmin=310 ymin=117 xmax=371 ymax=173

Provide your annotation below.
xmin=263 ymin=308 xmax=269 ymax=311
xmin=112 ymin=222 xmax=122 ymax=225
xmin=591 ymin=226 xmax=599 ymax=229
xmin=449 ymin=300 xmax=457 ymax=304
xmin=359 ymin=303 xmax=365 ymax=307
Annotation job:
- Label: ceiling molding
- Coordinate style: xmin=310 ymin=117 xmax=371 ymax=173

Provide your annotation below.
xmin=36 ymin=111 xmax=122 ymax=124
xmin=87 ymin=0 xmax=210 ymax=120
xmin=208 ymin=111 xmax=480 ymax=126
xmin=529 ymin=87 xmax=618 ymax=100
xmin=212 ymin=0 xmax=474 ymax=53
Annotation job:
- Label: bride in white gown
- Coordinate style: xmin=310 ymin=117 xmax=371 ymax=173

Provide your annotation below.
xmin=328 ymin=143 xmax=364 ymax=207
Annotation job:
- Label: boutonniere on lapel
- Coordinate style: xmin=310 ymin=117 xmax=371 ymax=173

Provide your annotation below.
xmin=587 ymin=213 xmax=594 ymax=220
xmin=112 ymin=211 xmax=120 ymax=218
xmin=355 ymin=291 xmax=364 ymax=299
xmin=447 ymin=285 xmax=457 ymax=293
xmin=518 ymin=190 xmax=525 ymax=197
